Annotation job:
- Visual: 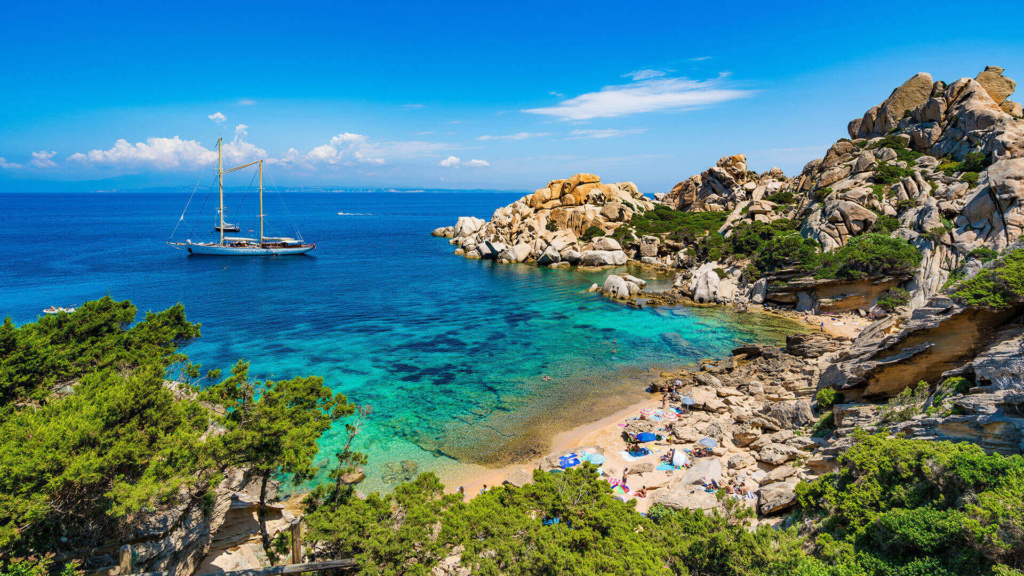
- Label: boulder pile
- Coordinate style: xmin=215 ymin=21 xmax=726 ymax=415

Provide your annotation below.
xmin=434 ymin=173 xmax=653 ymax=267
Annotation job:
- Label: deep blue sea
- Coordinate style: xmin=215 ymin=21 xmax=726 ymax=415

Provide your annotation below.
xmin=0 ymin=191 xmax=801 ymax=491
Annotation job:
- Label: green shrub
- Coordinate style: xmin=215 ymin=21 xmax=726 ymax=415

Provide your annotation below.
xmin=816 ymin=234 xmax=923 ymax=280
xmin=873 ymin=163 xmax=916 ymax=184
xmin=870 ymin=215 xmax=900 ymax=235
xmin=713 ymin=267 xmax=728 ymax=279
xmin=895 ymin=199 xmax=918 ymax=211
xmin=618 ymin=205 xmax=729 ymax=244
xmin=815 ymin=388 xmax=840 ymax=411
xmin=809 ymin=412 xmax=835 ymax=438
xmin=796 ymin=433 xmax=1024 ymax=573
xmin=876 ymin=287 xmax=910 ymax=311
xmin=928 ymin=180 xmax=939 ymax=194
xmin=870 ymin=184 xmax=888 ymax=201
xmin=770 ymin=218 xmax=801 ymax=232
xmin=938 ymin=159 xmax=963 ymax=176
xmin=768 ymin=190 xmax=796 ymax=205
xmin=941 ymin=376 xmax=972 ymax=395
xmin=951 ymin=249 xmax=1024 ymax=309
xmin=545 ymin=220 xmax=558 ymax=232
xmin=755 ymin=234 xmax=820 ymax=274
xmin=963 ymin=171 xmax=980 ymax=187
xmin=963 ymin=151 xmax=990 ymax=173
xmin=926 ymin=226 xmax=949 ymax=243
xmin=579 ymin=225 xmax=604 ymax=242
xmin=811 ymin=187 xmax=833 ymax=203
xmin=970 ymin=247 xmax=999 ymax=262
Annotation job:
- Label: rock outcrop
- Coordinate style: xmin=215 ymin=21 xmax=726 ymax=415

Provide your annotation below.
xmin=441 ymin=173 xmax=654 ymax=267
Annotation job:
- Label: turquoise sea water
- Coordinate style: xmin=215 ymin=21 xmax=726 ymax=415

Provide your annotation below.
xmin=0 ymin=191 xmax=801 ymax=492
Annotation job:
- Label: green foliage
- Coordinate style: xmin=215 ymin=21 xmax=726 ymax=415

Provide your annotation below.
xmin=0 ymin=300 xmax=214 ymax=559
xmin=713 ymin=267 xmax=728 ymax=279
xmin=756 ymin=234 xmax=821 ymax=274
xmin=0 ymin=296 xmax=200 ymax=405
xmin=926 ymin=226 xmax=950 ymax=243
xmin=878 ymin=381 xmax=931 ymax=424
xmin=869 ymin=136 xmax=923 ymax=165
xmin=876 ymin=287 xmax=910 ymax=312
xmin=616 ymin=205 xmax=728 ymax=245
xmin=545 ymin=220 xmax=558 ymax=232
xmin=768 ymin=190 xmax=796 ymax=205
xmin=307 ymin=466 xmax=811 ymax=576
xmin=938 ymin=159 xmax=963 ymax=176
xmin=952 ymin=249 xmax=1024 ymax=309
xmin=810 ymin=412 xmax=836 ymax=438
xmin=963 ymin=172 xmax=980 ymax=187
xmin=579 ymin=225 xmax=604 ymax=242
xmin=963 ymin=151 xmax=990 ymax=173
xmin=895 ymin=199 xmax=918 ymax=212
xmin=203 ymin=361 xmax=356 ymax=561
xmin=869 ymin=184 xmax=888 ymax=202
xmin=1 ymin=557 xmax=82 ymax=576
xmin=796 ymin=433 xmax=1024 ymax=573
xmin=873 ymin=164 xmax=916 ymax=184
xmin=870 ymin=215 xmax=899 ymax=235
xmin=928 ymin=180 xmax=939 ymax=194
xmin=815 ymin=388 xmax=840 ymax=411
xmin=811 ymin=187 xmax=833 ymax=203
xmin=771 ymin=218 xmax=801 ymax=232
xmin=816 ymin=234 xmax=922 ymax=280
xmin=970 ymin=247 xmax=1000 ymax=263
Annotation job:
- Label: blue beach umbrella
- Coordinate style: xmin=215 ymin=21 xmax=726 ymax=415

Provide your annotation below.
xmin=679 ymin=396 xmax=697 ymax=406
xmin=635 ymin=432 xmax=658 ymax=443
xmin=698 ymin=437 xmax=718 ymax=448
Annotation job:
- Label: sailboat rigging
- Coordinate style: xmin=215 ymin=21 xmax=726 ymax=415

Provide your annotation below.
xmin=168 ymin=137 xmax=315 ymax=256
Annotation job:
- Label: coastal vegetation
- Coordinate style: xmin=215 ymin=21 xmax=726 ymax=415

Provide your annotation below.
xmin=301 ymin=434 xmax=1024 ymax=576
xmin=0 ymin=298 xmax=360 ymax=570
xmin=950 ymin=249 xmax=1024 ymax=309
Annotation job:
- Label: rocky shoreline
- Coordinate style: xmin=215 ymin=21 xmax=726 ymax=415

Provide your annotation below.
xmin=431 ymin=65 xmax=1024 ymax=521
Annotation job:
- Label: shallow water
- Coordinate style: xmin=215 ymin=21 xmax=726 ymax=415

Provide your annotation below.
xmin=0 ymin=191 xmax=804 ymax=492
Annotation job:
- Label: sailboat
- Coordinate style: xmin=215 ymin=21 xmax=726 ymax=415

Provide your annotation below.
xmin=169 ymin=138 xmax=315 ymax=256
xmin=214 ymin=208 xmax=240 ymax=233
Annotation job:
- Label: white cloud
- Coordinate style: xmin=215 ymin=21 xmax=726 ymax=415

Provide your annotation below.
xmin=68 ymin=135 xmax=267 ymax=170
xmin=567 ymin=128 xmax=646 ymax=139
xmin=523 ymin=73 xmax=754 ymax=120
xmin=438 ymin=156 xmax=488 ymax=168
xmin=234 ymin=124 xmax=248 ymax=138
xmin=549 ymin=91 xmax=564 ymax=98
xmin=30 ymin=150 xmax=57 ymax=168
xmin=208 ymin=112 xmax=226 ymax=123
xmin=477 ymin=132 xmax=550 ymax=141
xmin=271 ymin=133 xmax=451 ymax=170
xmin=623 ymin=69 xmax=667 ymax=81
xmin=688 ymin=56 xmax=711 ymax=62
xmin=0 ymin=157 xmax=23 ymax=169
xmin=238 ymin=99 xmax=255 ymax=106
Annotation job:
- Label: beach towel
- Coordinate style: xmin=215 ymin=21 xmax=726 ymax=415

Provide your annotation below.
xmin=656 ymin=463 xmax=677 ymax=472
xmin=580 ymin=453 xmax=606 ymax=465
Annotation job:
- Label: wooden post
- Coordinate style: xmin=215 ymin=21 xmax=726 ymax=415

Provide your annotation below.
xmin=290 ymin=521 xmax=303 ymax=565
xmin=118 ymin=545 xmax=132 ymax=576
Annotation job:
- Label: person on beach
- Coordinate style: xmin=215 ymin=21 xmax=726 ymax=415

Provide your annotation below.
xmin=635 ymin=486 xmax=647 ymax=498
xmin=479 ymin=484 xmax=487 ymax=495
xmin=457 ymin=485 xmax=464 ymax=495
xmin=820 ymin=321 xmax=825 ymax=332
xmin=621 ymin=468 xmax=628 ymax=484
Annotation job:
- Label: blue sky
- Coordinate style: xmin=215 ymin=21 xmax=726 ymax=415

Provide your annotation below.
xmin=1 ymin=0 xmax=1022 ymax=193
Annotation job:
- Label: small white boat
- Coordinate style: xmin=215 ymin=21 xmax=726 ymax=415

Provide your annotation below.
xmin=44 ymin=306 xmax=75 ymax=315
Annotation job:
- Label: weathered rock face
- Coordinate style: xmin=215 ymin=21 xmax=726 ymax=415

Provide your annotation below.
xmin=820 ymin=296 xmax=1021 ymax=399
xmin=442 ymin=173 xmax=653 ymax=267
xmin=665 ymin=154 xmax=787 ymax=213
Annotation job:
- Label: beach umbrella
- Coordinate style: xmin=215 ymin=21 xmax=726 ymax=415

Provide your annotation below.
xmin=673 ymin=379 xmax=683 ymax=386
xmin=679 ymin=396 xmax=697 ymax=406
xmin=635 ymin=432 xmax=657 ymax=443
xmin=698 ymin=437 xmax=718 ymax=448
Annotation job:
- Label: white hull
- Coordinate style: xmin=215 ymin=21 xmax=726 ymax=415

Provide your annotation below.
xmin=185 ymin=243 xmax=314 ymax=256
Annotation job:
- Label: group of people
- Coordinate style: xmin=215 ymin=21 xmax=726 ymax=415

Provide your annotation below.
xmin=700 ymin=476 xmax=752 ymax=497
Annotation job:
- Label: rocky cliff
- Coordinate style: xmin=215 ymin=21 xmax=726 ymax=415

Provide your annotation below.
xmin=437 ymin=66 xmax=1024 ymax=320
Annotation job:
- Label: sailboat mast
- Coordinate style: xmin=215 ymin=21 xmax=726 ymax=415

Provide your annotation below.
xmin=259 ymin=161 xmax=264 ymax=242
xmin=218 ymin=137 xmax=224 ymax=245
